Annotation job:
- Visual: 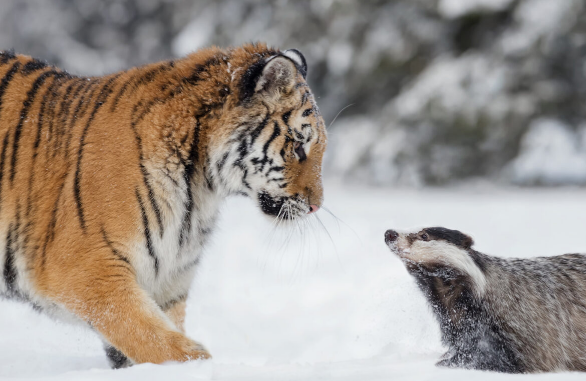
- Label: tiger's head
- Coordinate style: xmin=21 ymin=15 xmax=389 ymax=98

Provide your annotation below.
xmin=210 ymin=46 xmax=326 ymax=221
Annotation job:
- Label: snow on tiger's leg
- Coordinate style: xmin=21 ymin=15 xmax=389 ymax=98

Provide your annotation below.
xmin=37 ymin=248 xmax=211 ymax=365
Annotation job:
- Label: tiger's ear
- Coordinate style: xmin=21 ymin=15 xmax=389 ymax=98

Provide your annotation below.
xmin=239 ymin=50 xmax=307 ymax=102
xmin=254 ymin=56 xmax=298 ymax=98
xmin=283 ymin=49 xmax=307 ymax=79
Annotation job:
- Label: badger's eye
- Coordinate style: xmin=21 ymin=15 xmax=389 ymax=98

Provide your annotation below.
xmin=420 ymin=233 xmax=429 ymax=241
xmin=294 ymin=141 xmax=307 ymax=162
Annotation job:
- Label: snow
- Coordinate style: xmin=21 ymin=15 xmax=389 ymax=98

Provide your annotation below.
xmin=2 ymin=184 xmax=586 ymax=380
xmin=326 ymin=116 xmax=379 ymax=178
xmin=438 ymin=0 xmax=515 ymax=19
xmin=327 ymin=42 xmax=353 ymax=76
xmin=391 ymin=54 xmax=511 ymax=124
xmin=171 ymin=6 xmax=216 ymax=57
xmin=508 ymin=118 xmax=586 ymax=184
xmin=500 ymin=0 xmax=582 ymax=56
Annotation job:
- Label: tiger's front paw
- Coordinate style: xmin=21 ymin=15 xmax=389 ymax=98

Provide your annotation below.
xmin=189 ymin=348 xmax=211 ymax=360
xmin=186 ymin=341 xmax=212 ymax=360
xmin=169 ymin=333 xmax=212 ymax=362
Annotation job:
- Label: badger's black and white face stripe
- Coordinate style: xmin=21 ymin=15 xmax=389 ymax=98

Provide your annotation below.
xmin=385 ymin=227 xmax=486 ymax=295
xmin=209 ymin=49 xmax=326 ymax=221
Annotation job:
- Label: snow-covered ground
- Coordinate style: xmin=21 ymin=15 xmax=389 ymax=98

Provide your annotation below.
xmin=2 ymin=184 xmax=586 ymax=380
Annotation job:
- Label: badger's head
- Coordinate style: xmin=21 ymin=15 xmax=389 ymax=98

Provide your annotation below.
xmin=384 ymin=227 xmax=486 ymax=296
xmin=209 ymin=44 xmax=326 ymax=222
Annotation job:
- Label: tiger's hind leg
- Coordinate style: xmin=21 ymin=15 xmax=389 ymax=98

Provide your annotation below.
xmin=104 ymin=344 xmax=133 ymax=369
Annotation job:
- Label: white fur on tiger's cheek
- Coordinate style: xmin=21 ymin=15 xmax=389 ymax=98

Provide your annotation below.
xmin=411 ymin=240 xmax=487 ymax=296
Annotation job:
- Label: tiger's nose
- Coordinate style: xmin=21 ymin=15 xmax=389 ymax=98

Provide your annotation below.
xmin=308 ymin=205 xmax=319 ymax=214
xmin=385 ymin=229 xmax=399 ymax=243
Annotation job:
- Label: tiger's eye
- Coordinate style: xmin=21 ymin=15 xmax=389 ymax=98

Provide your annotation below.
xmin=421 ymin=233 xmax=429 ymax=241
xmin=294 ymin=142 xmax=307 ymax=162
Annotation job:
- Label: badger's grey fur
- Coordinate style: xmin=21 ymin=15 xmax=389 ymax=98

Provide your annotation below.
xmin=385 ymin=227 xmax=586 ymax=373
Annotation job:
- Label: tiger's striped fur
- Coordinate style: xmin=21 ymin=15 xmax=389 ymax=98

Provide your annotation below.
xmin=0 ymin=43 xmax=326 ymax=367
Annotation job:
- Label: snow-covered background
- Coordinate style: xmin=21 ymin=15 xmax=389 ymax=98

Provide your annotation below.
xmin=2 ymin=1 xmax=586 ymax=379
xmin=3 ymin=0 xmax=586 ymax=185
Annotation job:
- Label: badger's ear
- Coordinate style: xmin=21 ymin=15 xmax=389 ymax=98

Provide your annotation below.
xmin=254 ymin=56 xmax=297 ymax=98
xmin=462 ymin=234 xmax=474 ymax=249
xmin=452 ymin=231 xmax=474 ymax=249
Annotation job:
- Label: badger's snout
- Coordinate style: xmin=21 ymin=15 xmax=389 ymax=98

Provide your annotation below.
xmin=385 ymin=229 xmax=399 ymax=244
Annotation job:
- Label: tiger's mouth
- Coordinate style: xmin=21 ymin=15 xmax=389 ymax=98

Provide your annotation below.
xmin=257 ymin=191 xmax=309 ymax=221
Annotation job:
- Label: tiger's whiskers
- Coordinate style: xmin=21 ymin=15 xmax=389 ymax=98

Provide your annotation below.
xmin=327 ymin=103 xmax=354 ymax=130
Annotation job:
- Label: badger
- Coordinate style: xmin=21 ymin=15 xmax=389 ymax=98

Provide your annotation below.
xmin=384 ymin=227 xmax=586 ymax=373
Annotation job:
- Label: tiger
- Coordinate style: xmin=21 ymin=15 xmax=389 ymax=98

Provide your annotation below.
xmin=0 ymin=43 xmax=326 ymax=368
